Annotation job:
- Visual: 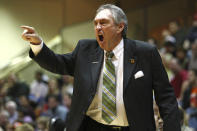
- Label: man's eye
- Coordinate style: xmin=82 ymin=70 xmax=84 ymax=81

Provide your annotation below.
xmin=101 ymin=22 xmax=106 ymax=26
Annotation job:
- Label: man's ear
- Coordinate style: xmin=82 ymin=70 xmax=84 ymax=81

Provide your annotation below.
xmin=117 ymin=23 xmax=125 ymax=34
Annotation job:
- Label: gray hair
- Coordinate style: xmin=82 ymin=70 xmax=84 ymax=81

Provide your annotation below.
xmin=6 ymin=100 xmax=17 ymax=109
xmin=96 ymin=4 xmax=128 ymax=38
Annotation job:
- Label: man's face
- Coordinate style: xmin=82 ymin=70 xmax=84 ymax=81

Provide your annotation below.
xmin=94 ymin=9 xmax=123 ymax=51
xmin=188 ymin=70 xmax=196 ymax=83
xmin=169 ymin=22 xmax=178 ymax=34
xmin=48 ymin=97 xmax=57 ymax=109
xmin=192 ymin=43 xmax=197 ymax=56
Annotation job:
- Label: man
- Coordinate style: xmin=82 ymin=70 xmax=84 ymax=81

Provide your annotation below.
xmin=29 ymin=70 xmax=48 ymax=104
xmin=5 ymin=101 xmax=18 ymax=124
xmin=168 ymin=21 xmax=187 ymax=47
xmin=189 ymin=39 xmax=197 ymax=70
xmin=45 ymin=95 xmax=68 ymax=121
xmin=6 ymin=73 xmax=29 ymax=100
xmin=21 ymin=4 xmax=180 ymax=131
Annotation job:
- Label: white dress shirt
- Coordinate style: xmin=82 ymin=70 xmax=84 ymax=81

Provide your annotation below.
xmin=30 ymin=80 xmax=48 ymax=100
xmin=86 ymin=39 xmax=129 ymax=126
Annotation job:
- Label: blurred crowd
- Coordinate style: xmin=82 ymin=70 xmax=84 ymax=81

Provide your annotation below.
xmin=1 ymin=13 xmax=197 ymax=131
xmin=150 ymin=13 xmax=197 ymax=131
xmin=0 ymin=71 xmax=73 ymax=131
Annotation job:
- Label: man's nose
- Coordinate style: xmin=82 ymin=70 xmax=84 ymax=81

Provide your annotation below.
xmin=96 ymin=24 xmax=102 ymax=30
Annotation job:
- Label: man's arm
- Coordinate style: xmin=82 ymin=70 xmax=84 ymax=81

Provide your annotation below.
xmin=151 ymin=47 xmax=181 ymax=131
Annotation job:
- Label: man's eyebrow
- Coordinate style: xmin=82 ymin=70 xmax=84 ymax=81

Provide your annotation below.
xmin=94 ymin=18 xmax=108 ymax=21
xmin=95 ymin=18 xmax=109 ymax=23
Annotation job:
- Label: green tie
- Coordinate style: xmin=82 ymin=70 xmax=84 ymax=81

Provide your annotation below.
xmin=102 ymin=51 xmax=116 ymax=123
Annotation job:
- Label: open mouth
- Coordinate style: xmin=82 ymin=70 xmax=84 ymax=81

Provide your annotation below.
xmin=98 ymin=35 xmax=104 ymax=42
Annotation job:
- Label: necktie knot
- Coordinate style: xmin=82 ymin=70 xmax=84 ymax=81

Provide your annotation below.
xmin=106 ymin=51 xmax=114 ymax=60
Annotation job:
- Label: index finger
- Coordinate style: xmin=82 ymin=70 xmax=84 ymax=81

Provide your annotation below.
xmin=20 ymin=25 xmax=35 ymax=33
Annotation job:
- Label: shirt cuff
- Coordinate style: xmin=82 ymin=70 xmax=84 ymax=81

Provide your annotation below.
xmin=30 ymin=41 xmax=43 ymax=56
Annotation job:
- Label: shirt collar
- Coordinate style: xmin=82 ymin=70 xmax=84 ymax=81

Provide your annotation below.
xmin=112 ymin=38 xmax=124 ymax=60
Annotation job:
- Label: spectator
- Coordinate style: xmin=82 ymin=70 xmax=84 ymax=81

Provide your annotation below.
xmin=0 ymin=110 xmax=9 ymax=130
xmin=6 ymin=74 xmax=29 ymax=101
xmin=188 ymin=39 xmax=197 ymax=70
xmin=47 ymin=78 xmax=60 ymax=97
xmin=163 ymin=35 xmax=177 ymax=57
xmin=29 ymin=71 xmax=48 ymax=105
xmin=155 ymin=115 xmax=163 ymax=131
xmin=61 ymin=75 xmax=74 ymax=101
xmin=5 ymin=101 xmax=18 ymax=124
xmin=45 ymin=95 xmax=68 ymax=121
xmin=15 ymin=123 xmax=34 ymax=131
xmin=184 ymin=69 xmax=197 ymax=130
xmin=168 ymin=58 xmax=188 ymax=98
xmin=18 ymin=95 xmax=35 ymax=120
xmin=161 ymin=29 xmax=171 ymax=39
xmin=6 ymin=123 xmax=14 ymax=131
xmin=179 ymin=107 xmax=194 ymax=131
xmin=36 ymin=116 xmax=49 ymax=131
xmin=160 ymin=29 xmax=172 ymax=54
xmin=186 ymin=13 xmax=197 ymax=44
xmin=62 ymin=87 xmax=73 ymax=110
xmin=147 ymin=37 xmax=158 ymax=47
xmin=176 ymin=47 xmax=189 ymax=70
xmin=169 ymin=21 xmax=187 ymax=47
xmin=153 ymin=101 xmax=163 ymax=131
xmin=181 ymin=69 xmax=197 ymax=110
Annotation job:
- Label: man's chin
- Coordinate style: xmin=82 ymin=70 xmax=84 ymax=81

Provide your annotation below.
xmin=98 ymin=41 xmax=105 ymax=49
xmin=98 ymin=41 xmax=111 ymax=51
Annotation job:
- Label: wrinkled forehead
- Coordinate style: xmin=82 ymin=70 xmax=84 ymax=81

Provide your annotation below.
xmin=94 ymin=9 xmax=113 ymax=21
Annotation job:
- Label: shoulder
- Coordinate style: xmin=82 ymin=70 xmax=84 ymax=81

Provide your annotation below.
xmin=74 ymin=39 xmax=100 ymax=52
xmin=78 ymin=39 xmax=98 ymax=46
xmin=135 ymin=40 xmax=155 ymax=51
xmin=125 ymin=38 xmax=156 ymax=53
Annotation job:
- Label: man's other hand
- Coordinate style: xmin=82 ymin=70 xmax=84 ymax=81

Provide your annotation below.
xmin=21 ymin=25 xmax=42 ymax=45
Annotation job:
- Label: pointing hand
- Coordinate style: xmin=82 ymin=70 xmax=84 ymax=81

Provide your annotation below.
xmin=21 ymin=25 xmax=42 ymax=45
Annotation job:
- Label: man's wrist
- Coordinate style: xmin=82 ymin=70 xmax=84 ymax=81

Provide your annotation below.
xmin=30 ymin=42 xmax=41 ymax=45
xmin=30 ymin=41 xmax=43 ymax=56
